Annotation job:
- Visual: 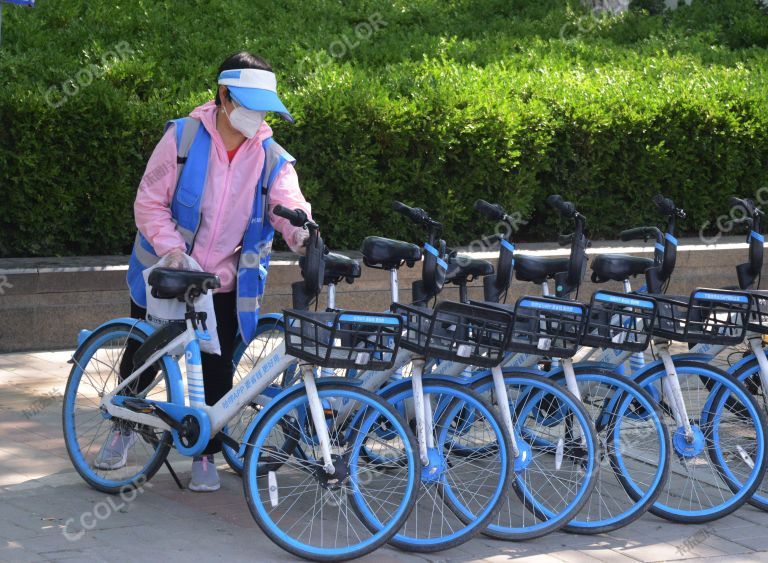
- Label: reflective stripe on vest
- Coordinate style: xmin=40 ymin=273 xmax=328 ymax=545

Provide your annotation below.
xmin=126 ymin=118 xmax=295 ymax=343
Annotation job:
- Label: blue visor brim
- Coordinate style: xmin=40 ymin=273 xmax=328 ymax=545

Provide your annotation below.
xmin=228 ymin=87 xmax=294 ymax=123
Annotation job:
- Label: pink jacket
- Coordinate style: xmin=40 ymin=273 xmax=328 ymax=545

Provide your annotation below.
xmin=134 ymin=101 xmax=312 ymax=292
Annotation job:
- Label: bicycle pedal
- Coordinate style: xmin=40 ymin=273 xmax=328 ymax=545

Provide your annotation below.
xmin=123 ymin=398 xmax=156 ymax=414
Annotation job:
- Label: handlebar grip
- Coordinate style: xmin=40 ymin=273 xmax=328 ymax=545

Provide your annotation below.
xmin=272 ymin=205 xmax=308 ymax=228
xmin=547 ymin=194 xmax=576 ymax=218
xmin=392 ymin=201 xmax=429 ymax=225
xmin=652 ymin=194 xmax=676 ymax=217
xmin=474 ymin=199 xmax=506 ymax=222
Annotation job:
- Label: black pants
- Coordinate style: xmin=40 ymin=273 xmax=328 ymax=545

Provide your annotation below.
xmin=119 ymin=292 xmax=239 ymax=455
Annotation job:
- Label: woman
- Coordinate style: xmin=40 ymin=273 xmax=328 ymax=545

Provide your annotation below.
xmin=96 ymin=52 xmax=312 ymax=492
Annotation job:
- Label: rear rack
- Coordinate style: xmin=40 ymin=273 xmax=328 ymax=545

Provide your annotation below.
xmin=651 ymin=289 xmax=751 ymax=345
xmin=283 ymin=309 xmax=402 ymax=369
xmin=393 ymin=301 xmax=512 ymax=368
xmin=581 ymin=291 xmax=657 ymax=352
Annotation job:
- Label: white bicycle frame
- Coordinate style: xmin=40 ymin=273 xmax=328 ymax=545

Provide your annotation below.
xmin=99 ymin=317 xmax=338 ymax=472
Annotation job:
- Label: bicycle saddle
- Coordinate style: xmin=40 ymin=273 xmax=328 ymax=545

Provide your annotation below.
xmin=591 ymin=254 xmax=653 ymax=283
xmin=300 ymin=252 xmax=361 ymax=285
xmin=445 ymin=255 xmax=494 ymax=284
xmin=514 ymin=255 xmax=569 ymax=284
xmin=361 ymin=236 xmax=421 ymax=270
xmin=147 ymin=268 xmax=221 ymax=300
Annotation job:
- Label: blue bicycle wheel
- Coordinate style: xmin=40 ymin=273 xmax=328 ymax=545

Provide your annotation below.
xmin=369 ymin=378 xmax=513 ymax=552
xmin=634 ymin=359 xmax=767 ymax=522
xmin=242 ymin=381 xmax=419 ymax=561
xmin=729 ymin=355 xmax=768 ymax=510
xmin=550 ymin=367 xmax=670 ymax=534
xmin=472 ymin=371 xmax=599 ymax=539
xmin=63 ymin=321 xmax=176 ymax=493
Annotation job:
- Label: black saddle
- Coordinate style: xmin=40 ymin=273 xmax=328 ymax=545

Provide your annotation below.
xmin=361 ymin=236 xmax=421 ymax=270
xmin=514 ymin=255 xmax=569 ymax=284
xmin=446 ymin=255 xmax=494 ymax=284
xmin=300 ymin=252 xmax=361 ymax=285
xmin=591 ymin=254 xmax=653 ymax=283
xmin=147 ymin=268 xmax=221 ymax=300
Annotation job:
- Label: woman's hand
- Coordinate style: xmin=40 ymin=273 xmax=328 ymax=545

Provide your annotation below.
xmin=164 ymin=250 xmax=187 ymax=269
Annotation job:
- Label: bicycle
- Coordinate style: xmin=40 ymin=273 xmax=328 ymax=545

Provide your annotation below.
xmin=62 ymin=208 xmax=421 ymax=561
xmin=451 ymin=196 xmax=671 ymax=534
xmin=559 ymin=194 xmax=768 ymax=523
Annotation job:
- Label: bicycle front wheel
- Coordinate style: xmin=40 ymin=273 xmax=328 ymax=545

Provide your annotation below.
xmin=636 ymin=359 xmax=767 ymax=522
xmin=473 ymin=371 xmax=599 ymax=539
xmin=550 ymin=367 xmax=669 ymax=534
xmin=242 ymin=381 xmax=419 ymax=561
xmin=374 ymin=378 xmax=513 ymax=552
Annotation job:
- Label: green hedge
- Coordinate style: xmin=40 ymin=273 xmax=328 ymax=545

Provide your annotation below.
xmin=1 ymin=0 xmax=768 ymax=256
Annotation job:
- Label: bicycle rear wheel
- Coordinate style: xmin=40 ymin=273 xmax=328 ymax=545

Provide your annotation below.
xmin=63 ymin=321 xmax=173 ymax=493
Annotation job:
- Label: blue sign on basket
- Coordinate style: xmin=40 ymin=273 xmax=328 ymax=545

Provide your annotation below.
xmin=594 ymin=292 xmax=655 ymax=309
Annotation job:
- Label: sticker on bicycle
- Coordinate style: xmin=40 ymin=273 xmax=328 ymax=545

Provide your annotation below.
xmin=594 ymin=292 xmax=655 ymax=309
xmin=337 ymin=314 xmax=401 ymax=325
xmin=692 ymin=291 xmax=749 ymax=304
xmin=519 ymin=299 xmax=583 ymax=315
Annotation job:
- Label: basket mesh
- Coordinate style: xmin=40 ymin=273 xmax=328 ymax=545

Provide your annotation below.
xmin=283 ymin=309 xmax=402 ymax=369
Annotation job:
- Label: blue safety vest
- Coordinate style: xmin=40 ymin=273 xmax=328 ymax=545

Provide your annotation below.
xmin=126 ymin=117 xmax=295 ymax=343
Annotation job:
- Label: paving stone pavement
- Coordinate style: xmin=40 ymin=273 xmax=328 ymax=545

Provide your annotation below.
xmin=1 ymin=349 xmax=768 ymax=562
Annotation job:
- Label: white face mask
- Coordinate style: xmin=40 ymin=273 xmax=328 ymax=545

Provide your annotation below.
xmin=223 ymin=98 xmax=266 ymax=138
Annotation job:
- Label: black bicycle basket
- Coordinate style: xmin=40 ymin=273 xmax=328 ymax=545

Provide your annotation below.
xmin=393 ymin=301 xmax=512 ymax=368
xmin=507 ymin=296 xmax=588 ymax=358
xmin=283 ymin=309 xmax=402 ymax=369
xmin=651 ymin=289 xmax=751 ymax=345
xmin=581 ymin=291 xmax=657 ymax=353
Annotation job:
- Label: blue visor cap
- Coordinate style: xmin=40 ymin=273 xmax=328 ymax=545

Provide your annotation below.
xmin=218 ymin=68 xmax=294 ymax=123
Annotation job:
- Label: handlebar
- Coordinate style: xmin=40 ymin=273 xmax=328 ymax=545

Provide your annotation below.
xmin=273 ymin=205 xmax=312 ymax=228
xmin=652 ymin=194 xmax=686 ymax=219
xmin=474 ymin=199 xmax=507 ymax=222
xmin=547 ymin=194 xmax=577 ymax=219
xmin=730 ymin=196 xmax=763 ymax=220
xmin=274 ymin=206 xmax=324 ymax=307
xmin=620 ymin=226 xmax=663 ymax=244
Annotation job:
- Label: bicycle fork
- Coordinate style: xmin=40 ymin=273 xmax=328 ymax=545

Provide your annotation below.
xmin=748 ymin=335 xmax=768 ymax=393
xmin=490 ymin=364 xmax=521 ymax=458
xmin=301 ymin=363 xmax=336 ymax=474
xmin=410 ymin=358 xmax=436 ymax=466
xmin=656 ymin=342 xmax=695 ymax=440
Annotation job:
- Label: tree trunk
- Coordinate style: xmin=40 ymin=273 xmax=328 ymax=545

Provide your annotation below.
xmin=581 ymin=0 xmax=630 ymax=13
